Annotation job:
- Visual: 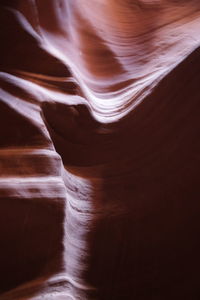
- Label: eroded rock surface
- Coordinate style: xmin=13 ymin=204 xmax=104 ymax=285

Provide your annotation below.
xmin=1 ymin=1 xmax=200 ymax=299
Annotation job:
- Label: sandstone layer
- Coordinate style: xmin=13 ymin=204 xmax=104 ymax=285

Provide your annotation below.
xmin=1 ymin=1 xmax=200 ymax=299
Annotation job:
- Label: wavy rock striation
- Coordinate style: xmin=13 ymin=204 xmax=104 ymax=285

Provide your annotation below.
xmin=1 ymin=1 xmax=200 ymax=299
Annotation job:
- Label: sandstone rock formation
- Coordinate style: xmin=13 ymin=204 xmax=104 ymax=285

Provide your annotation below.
xmin=1 ymin=1 xmax=200 ymax=299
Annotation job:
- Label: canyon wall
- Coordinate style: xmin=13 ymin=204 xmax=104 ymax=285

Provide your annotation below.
xmin=1 ymin=1 xmax=200 ymax=299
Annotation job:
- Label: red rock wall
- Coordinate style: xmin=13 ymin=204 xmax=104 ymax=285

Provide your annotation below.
xmin=1 ymin=1 xmax=200 ymax=299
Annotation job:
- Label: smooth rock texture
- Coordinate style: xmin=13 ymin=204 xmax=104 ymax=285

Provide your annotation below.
xmin=1 ymin=1 xmax=200 ymax=299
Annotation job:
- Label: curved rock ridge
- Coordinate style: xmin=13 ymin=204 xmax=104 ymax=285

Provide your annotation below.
xmin=1 ymin=1 xmax=200 ymax=299
xmin=17 ymin=0 xmax=200 ymax=122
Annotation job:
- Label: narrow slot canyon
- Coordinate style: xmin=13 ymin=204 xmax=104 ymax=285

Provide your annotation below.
xmin=1 ymin=1 xmax=200 ymax=299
